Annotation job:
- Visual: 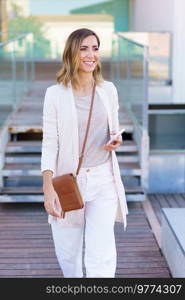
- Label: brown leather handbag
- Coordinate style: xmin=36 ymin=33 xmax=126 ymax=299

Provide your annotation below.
xmin=52 ymin=84 xmax=96 ymax=218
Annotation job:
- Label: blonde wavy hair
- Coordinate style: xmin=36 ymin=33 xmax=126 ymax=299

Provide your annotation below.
xmin=56 ymin=28 xmax=104 ymax=89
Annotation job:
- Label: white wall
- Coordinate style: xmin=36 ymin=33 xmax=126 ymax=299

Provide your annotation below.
xmin=171 ymin=0 xmax=185 ymax=103
xmin=129 ymin=0 xmax=185 ymax=103
xmin=129 ymin=0 xmax=174 ymax=32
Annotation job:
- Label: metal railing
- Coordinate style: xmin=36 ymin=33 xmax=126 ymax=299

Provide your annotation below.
xmin=0 ymin=32 xmax=35 ymax=111
xmin=111 ymin=32 xmax=149 ymax=192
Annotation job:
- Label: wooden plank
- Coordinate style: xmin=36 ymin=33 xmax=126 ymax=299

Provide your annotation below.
xmin=0 ymin=241 xmax=159 ymax=248
xmin=0 ymin=246 xmax=160 ymax=251
xmin=115 ymin=268 xmax=170 ymax=274
xmin=180 ymin=194 xmax=185 ymax=201
xmin=174 ymin=194 xmax=185 ymax=208
xmin=0 ymin=274 xmax=168 ymax=278
xmin=117 ymin=247 xmax=160 ymax=252
xmin=164 ymin=194 xmax=179 ymax=208
xmin=157 ymin=194 xmax=169 ymax=208
xmin=116 ymin=273 xmax=170 ymax=278
xmin=0 ymin=261 xmax=169 ymax=269
xmin=0 ymin=270 xmax=62 ymax=276
xmin=0 ymin=256 xmax=166 ymax=263
xmin=0 ymin=268 xmax=170 ymax=276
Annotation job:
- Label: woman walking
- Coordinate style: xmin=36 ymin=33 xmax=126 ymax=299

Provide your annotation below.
xmin=41 ymin=28 xmax=128 ymax=278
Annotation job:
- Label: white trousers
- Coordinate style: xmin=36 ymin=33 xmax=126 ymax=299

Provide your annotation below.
xmin=51 ymin=159 xmax=118 ymax=278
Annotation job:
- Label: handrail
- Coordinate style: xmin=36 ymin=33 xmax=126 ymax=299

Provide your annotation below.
xmin=0 ymin=33 xmax=31 ymax=46
xmin=117 ymin=32 xmax=146 ymax=48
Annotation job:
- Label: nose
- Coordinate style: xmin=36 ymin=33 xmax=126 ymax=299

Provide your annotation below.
xmin=86 ymin=49 xmax=94 ymax=58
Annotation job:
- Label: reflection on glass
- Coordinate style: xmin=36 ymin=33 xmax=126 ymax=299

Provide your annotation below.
xmin=111 ymin=33 xmax=146 ymax=127
xmin=0 ymin=33 xmax=34 ymax=125
xmin=120 ymin=32 xmax=171 ymax=84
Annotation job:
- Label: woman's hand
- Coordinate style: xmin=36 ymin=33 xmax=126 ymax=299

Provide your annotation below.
xmin=103 ymin=133 xmax=123 ymax=151
xmin=43 ymin=184 xmax=63 ymax=218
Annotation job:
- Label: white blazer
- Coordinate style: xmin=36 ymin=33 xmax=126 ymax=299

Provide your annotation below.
xmin=41 ymin=80 xmax=129 ymax=231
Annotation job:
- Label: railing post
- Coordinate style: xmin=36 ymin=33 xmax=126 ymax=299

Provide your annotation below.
xmin=141 ymin=46 xmax=149 ymax=192
xmin=116 ymin=37 xmax=119 ymax=82
xmin=127 ymin=42 xmax=131 ymax=80
xmin=23 ymin=37 xmax=28 ymax=94
xmin=11 ymin=40 xmax=16 ymax=109
xmin=31 ymin=34 xmax=35 ymax=81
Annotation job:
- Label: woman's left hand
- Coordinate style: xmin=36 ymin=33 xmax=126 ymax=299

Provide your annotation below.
xmin=103 ymin=135 xmax=122 ymax=151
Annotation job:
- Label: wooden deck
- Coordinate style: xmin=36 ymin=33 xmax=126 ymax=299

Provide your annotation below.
xmin=148 ymin=193 xmax=185 ymax=224
xmin=0 ymin=201 xmax=171 ymax=278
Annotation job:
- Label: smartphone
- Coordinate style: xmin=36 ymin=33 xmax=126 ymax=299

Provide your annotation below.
xmin=107 ymin=128 xmax=125 ymax=145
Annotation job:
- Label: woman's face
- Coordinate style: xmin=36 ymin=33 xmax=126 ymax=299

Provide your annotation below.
xmin=78 ymin=35 xmax=99 ymax=73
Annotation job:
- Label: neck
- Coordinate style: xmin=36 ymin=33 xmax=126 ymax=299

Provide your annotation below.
xmin=76 ymin=72 xmax=94 ymax=90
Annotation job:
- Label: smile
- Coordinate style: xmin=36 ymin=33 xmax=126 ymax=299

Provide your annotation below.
xmin=83 ymin=61 xmax=95 ymax=65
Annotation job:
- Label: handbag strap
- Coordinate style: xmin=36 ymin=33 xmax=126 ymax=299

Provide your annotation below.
xmin=76 ymin=83 xmax=96 ymax=176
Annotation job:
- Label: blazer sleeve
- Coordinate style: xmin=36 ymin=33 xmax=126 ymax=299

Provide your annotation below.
xmin=110 ymin=82 xmax=120 ymax=134
xmin=41 ymin=87 xmax=59 ymax=174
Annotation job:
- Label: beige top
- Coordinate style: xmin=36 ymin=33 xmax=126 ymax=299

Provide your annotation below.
xmin=74 ymin=91 xmax=111 ymax=167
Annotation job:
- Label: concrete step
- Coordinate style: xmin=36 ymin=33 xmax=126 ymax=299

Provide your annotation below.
xmin=116 ymin=140 xmax=137 ymax=152
xmin=119 ymin=162 xmax=141 ymax=176
xmin=126 ymin=193 xmax=146 ymax=202
xmin=2 ymin=160 xmax=141 ymax=177
xmin=0 ymin=186 xmax=43 ymax=194
xmin=6 ymin=154 xmax=138 ymax=164
xmin=9 ymin=124 xmax=133 ymax=135
xmin=6 ymin=141 xmax=41 ymax=153
xmin=9 ymin=125 xmax=42 ymax=133
xmin=117 ymin=155 xmax=139 ymax=163
xmin=0 ymin=192 xmax=145 ymax=203
xmin=124 ymin=185 xmax=144 ymax=193
xmin=2 ymin=164 xmax=41 ymax=176
xmin=5 ymin=155 xmax=40 ymax=164
xmin=6 ymin=140 xmax=137 ymax=154
xmin=6 ymin=139 xmax=136 ymax=154
xmin=121 ymin=176 xmax=140 ymax=186
xmin=124 ymin=184 xmax=145 ymax=201
xmin=0 ymin=185 xmax=143 ymax=195
xmin=4 ymin=176 xmax=43 ymax=187
xmin=0 ymin=188 xmax=145 ymax=202
xmin=0 ymin=195 xmax=43 ymax=203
